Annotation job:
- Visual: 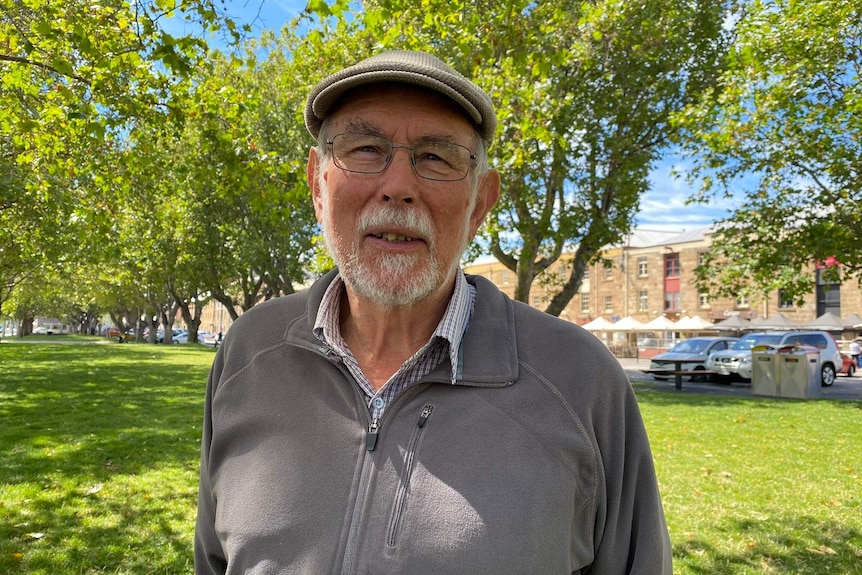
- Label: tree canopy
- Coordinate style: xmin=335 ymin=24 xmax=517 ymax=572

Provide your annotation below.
xmin=3 ymin=0 xmax=859 ymax=333
xmin=678 ymin=0 xmax=862 ymax=302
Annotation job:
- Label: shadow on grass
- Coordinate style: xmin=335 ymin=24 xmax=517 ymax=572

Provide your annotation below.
xmin=1 ymin=344 xmax=209 ymax=479
xmin=675 ymin=514 xmax=862 ymax=574
xmin=632 ymin=382 xmax=862 ymax=413
xmin=0 ymin=343 xmax=212 ymax=573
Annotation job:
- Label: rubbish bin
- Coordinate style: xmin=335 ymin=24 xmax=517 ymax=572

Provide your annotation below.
xmin=777 ymin=346 xmax=821 ymax=399
xmin=751 ymin=346 xmax=779 ymax=397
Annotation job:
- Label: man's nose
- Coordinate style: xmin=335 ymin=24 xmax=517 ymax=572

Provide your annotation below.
xmin=380 ymin=147 xmax=417 ymax=203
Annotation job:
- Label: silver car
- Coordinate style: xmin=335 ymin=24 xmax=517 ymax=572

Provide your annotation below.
xmin=649 ymin=337 xmax=739 ymax=381
xmin=706 ymin=331 xmax=843 ymax=386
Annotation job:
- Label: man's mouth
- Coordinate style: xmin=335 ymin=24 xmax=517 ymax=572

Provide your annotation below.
xmin=371 ymin=232 xmax=421 ymax=243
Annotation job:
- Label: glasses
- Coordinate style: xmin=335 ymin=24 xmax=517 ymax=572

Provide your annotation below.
xmin=326 ymin=133 xmax=476 ymax=182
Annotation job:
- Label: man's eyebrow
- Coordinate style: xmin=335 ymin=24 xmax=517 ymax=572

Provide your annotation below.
xmin=341 ymin=119 xmax=383 ymax=136
xmin=339 ymin=119 xmax=468 ymax=147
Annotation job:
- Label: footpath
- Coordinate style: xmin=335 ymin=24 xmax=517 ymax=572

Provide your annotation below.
xmin=617 ymin=356 xmax=862 ymax=401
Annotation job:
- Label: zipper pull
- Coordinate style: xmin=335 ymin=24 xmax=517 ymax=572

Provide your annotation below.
xmin=366 ymin=418 xmax=380 ymax=451
xmin=417 ymin=405 xmax=433 ymax=428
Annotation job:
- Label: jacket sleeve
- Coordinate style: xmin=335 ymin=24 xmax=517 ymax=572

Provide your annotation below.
xmin=585 ymin=380 xmax=673 ymax=574
xmin=194 ymin=363 xmax=228 ymax=575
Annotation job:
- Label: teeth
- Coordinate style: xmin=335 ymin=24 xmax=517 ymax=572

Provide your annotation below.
xmin=379 ymin=232 xmax=416 ymax=242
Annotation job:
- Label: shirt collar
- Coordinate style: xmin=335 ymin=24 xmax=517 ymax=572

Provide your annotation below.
xmin=313 ymin=270 xmax=474 ymax=385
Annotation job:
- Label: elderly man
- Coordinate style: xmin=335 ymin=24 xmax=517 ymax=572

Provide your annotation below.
xmin=195 ymin=50 xmax=672 ymax=574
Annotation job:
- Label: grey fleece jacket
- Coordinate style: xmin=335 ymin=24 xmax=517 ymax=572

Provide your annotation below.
xmin=195 ymin=270 xmax=672 ymax=574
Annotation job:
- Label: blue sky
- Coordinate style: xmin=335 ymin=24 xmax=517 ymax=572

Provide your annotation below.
xmin=195 ymin=0 xmax=735 ymax=233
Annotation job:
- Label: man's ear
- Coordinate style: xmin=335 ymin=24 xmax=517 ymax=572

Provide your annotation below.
xmin=307 ymin=147 xmax=324 ymax=223
xmin=469 ymin=169 xmax=500 ymax=239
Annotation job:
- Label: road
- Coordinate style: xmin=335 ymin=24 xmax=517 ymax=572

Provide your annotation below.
xmin=618 ymin=356 xmax=862 ymax=401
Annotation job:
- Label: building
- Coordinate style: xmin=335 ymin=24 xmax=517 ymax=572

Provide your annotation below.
xmin=463 ymin=225 xmax=862 ymax=356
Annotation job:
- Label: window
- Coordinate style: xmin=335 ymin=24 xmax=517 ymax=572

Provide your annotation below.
xmin=664 ymin=253 xmax=680 ymax=277
xmin=583 ymin=269 xmax=590 ymax=280
xmin=637 ymin=257 xmax=648 ymax=277
xmin=778 ymin=290 xmax=794 ymax=309
xmin=558 ymin=264 xmax=566 ymax=281
xmin=501 ymin=270 xmax=510 ymax=284
xmin=603 ymin=296 xmax=613 ymax=312
xmin=698 ymin=251 xmax=708 ymax=268
xmin=699 ymin=293 xmax=710 ymax=308
xmin=736 ymin=295 xmax=749 ymax=308
xmin=580 ymin=293 xmax=590 ymax=314
xmin=637 ymin=290 xmax=649 ymax=312
xmin=664 ymin=291 xmax=680 ymax=311
xmin=532 ymin=296 xmax=541 ymax=307
xmin=603 ymin=263 xmax=613 ymax=280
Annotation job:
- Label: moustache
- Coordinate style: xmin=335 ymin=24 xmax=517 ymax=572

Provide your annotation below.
xmin=357 ymin=206 xmax=434 ymax=241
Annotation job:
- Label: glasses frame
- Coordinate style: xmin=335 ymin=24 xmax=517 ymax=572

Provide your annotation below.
xmin=325 ymin=133 xmax=477 ymax=182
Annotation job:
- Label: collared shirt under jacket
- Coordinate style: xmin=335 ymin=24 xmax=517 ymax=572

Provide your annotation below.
xmin=195 ymin=270 xmax=673 ymax=575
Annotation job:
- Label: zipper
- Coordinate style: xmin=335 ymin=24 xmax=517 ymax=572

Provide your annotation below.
xmin=387 ymin=405 xmax=434 ymax=547
xmin=366 ymin=417 xmax=380 ymax=451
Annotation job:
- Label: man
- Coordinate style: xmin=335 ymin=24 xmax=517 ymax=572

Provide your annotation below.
xmin=195 ymin=50 xmax=672 ymax=574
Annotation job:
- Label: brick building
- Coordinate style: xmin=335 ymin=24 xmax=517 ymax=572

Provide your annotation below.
xmin=463 ymin=225 xmax=862 ymax=356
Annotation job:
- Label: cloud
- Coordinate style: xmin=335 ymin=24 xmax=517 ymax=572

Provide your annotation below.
xmin=638 ymin=156 xmax=739 ymax=232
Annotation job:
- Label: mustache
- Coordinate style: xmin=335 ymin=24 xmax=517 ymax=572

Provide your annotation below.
xmin=357 ymin=206 xmax=434 ymax=240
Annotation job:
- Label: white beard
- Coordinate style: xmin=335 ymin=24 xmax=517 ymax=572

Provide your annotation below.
xmin=318 ymin=177 xmax=472 ymax=308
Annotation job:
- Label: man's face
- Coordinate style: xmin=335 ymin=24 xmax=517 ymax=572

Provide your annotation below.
xmin=308 ymin=84 xmax=499 ymax=308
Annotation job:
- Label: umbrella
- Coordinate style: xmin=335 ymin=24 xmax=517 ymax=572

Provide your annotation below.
xmin=749 ymin=312 xmax=798 ymax=330
xmin=643 ymin=315 xmax=678 ymax=331
xmin=712 ymin=315 xmax=750 ymax=331
xmin=674 ymin=315 xmax=718 ymax=331
xmin=611 ymin=316 xmax=646 ymax=331
xmin=799 ymin=311 xmax=845 ymax=331
xmin=841 ymin=313 xmax=862 ymax=329
xmin=581 ymin=317 xmax=616 ymax=331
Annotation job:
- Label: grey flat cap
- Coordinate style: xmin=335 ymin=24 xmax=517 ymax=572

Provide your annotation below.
xmin=305 ymin=50 xmax=497 ymax=147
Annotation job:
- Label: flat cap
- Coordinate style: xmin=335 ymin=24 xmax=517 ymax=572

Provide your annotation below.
xmin=305 ymin=50 xmax=496 ymax=147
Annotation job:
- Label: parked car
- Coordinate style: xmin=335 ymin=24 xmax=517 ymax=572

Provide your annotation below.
xmin=706 ymin=331 xmax=843 ymax=386
xmin=171 ymin=330 xmax=189 ymax=344
xmin=649 ymin=336 xmax=739 ymax=381
xmin=839 ymin=352 xmax=857 ymax=377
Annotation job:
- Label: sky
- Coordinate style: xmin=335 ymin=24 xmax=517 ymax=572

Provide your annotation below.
xmin=192 ymin=0 xmax=737 ymax=233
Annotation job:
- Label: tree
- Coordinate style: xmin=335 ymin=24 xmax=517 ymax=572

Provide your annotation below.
xmin=677 ymin=0 xmax=862 ymax=302
xmin=169 ymin=47 xmax=319 ymax=319
xmin=1 ymin=0 xmax=247 ymax=326
xmin=344 ymin=0 xmax=729 ymax=315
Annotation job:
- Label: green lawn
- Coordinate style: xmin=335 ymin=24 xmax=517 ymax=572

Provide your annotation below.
xmin=1 ymin=340 xmax=860 ymax=574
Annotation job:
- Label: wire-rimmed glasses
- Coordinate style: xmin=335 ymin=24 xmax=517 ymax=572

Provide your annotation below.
xmin=326 ymin=133 xmax=476 ymax=182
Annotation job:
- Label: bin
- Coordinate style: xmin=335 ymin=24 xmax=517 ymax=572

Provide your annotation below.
xmin=751 ymin=347 xmax=779 ymax=397
xmin=777 ymin=347 xmax=821 ymax=399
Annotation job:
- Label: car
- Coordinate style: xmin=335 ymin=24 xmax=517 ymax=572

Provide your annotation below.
xmin=706 ymin=331 xmax=843 ymax=386
xmin=172 ymin=330 xmax=189 ymax=344
xmin=171 ymin=329 xmax=189 ymax=343
xmin=648 ymin=337 xmax=739 ymax=381
xmin=33 ymin=325 xmax=61 ymax=335
xmin=839 ymin=352 xmax=856 ymax=377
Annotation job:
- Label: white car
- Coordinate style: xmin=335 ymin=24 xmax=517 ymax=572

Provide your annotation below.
xmin=706 ymin=331 xmax=843 ymax=386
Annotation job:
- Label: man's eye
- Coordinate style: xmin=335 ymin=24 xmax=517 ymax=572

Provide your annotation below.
xmin=355 ymin=144 xmax=384 ymax=154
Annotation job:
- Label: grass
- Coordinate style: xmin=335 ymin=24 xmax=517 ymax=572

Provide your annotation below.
xmin=1 ymin=340 xmax=861 ymax=574
xmin=0 ymin=340 xmax=212 ymax=574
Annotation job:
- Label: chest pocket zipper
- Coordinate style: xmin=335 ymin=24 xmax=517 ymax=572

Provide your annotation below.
xmin=387 ymin=405 xmax=434 ymax=547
